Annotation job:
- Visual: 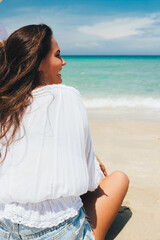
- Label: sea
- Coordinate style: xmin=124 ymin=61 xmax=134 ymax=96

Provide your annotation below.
xmin=61 ymin=56 xmax=160 ymax=112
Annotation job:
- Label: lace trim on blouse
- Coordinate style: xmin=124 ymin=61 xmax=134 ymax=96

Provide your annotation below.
xmin=0 ymin=196 xmax=83 ymax=228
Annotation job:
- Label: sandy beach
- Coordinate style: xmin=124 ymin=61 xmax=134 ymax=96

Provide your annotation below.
xmin=88 ymin=108 xmax=160 ymax=240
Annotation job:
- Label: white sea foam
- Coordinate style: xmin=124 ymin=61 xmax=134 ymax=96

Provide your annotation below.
xmin=83 ymin=96 xmax=160 ymax=109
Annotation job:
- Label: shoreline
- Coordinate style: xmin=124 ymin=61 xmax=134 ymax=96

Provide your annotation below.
xmin=87 ymin=108 xmax=160 ymax=122
xmin=87 ymin=109 xmax=160 ymax=239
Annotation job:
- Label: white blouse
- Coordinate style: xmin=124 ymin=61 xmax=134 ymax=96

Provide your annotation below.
xmin=0 ymin=84 xmax=104 ymax=228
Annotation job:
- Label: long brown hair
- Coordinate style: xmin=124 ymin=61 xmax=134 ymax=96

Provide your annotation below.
xmin=0 ymin=24 xmax=52 ymax=165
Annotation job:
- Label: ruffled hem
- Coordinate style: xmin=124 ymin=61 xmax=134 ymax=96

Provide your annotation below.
xmin=0 ymin=196 xmax=83 ymax=228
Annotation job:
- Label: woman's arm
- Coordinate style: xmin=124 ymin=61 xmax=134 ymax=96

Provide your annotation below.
xmin=95 ymin=155 xmax=107 ymax=177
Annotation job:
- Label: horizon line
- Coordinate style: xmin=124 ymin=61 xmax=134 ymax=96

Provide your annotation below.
xmin=62 ymin=54 xmax=160 ymax=56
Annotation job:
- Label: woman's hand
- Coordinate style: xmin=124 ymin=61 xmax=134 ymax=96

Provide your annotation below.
xmin=96 ymin=155 xmax=107 ymax=177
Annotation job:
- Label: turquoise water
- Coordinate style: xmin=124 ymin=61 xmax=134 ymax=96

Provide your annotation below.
xmin=62 ymin=56 xmax=160 ymax=109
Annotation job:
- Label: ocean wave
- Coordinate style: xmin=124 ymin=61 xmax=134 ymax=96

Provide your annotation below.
xmin=83 ymin=96 xmax=160 ymax=109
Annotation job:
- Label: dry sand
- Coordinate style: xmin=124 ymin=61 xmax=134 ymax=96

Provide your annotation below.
xmin=87 ymin=109 xmax=160 ymax=240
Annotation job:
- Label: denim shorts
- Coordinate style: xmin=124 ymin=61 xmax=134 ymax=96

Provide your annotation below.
xmin=0 ymin=207 xmax=94 ymax=239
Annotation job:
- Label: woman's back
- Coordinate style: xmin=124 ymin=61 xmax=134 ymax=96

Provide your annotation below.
xmin=0 ymin=84 xmax=103 ymax=204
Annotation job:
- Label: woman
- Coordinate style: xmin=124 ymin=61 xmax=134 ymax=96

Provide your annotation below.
xmin=0 ymin=24 xmax=129 ymax=240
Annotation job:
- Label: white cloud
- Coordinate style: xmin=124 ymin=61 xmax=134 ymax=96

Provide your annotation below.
xmin=75 ymin=42 xmax=99 ymax=47
xmin=78 ymin=16 xmax=158 ymax=40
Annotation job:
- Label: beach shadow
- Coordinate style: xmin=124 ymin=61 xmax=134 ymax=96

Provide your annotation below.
xmin=105 ymin=206 xmax=132 ymax=240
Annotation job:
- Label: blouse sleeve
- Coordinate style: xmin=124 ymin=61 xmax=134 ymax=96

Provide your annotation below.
xmin=76 ymin=92 xmax=105 ymax=191
xmin=58 ymin=86 xmax=105 ymax=192
xmin=85 ymin=123 xmax=105 ymax=191
xmin=67 ymin=89 xmax=105 ymax=192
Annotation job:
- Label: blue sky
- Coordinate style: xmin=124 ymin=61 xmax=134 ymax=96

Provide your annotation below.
xmin=0 ymin=0 xmax=160 ymax=55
